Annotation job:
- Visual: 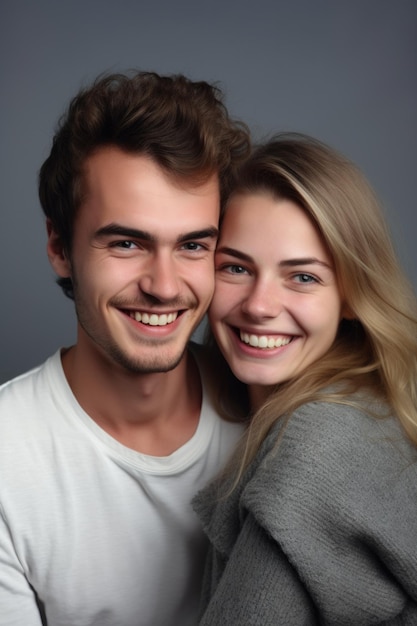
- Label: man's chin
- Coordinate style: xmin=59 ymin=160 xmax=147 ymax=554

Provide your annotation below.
xmin=111 ymin=347 xmax=187 ymax=376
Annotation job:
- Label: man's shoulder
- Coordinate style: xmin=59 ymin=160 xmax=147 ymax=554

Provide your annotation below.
xmin=1 ymin=351 xmax=59 ymax=388
xmin=0 ymin=351 xmax=62 ymax=425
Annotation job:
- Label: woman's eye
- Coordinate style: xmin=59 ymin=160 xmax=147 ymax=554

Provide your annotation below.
xmin=293 ymin=273 xmax=317 ymax=284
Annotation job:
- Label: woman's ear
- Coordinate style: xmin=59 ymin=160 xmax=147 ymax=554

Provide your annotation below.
xmin=46 ymin=219 xmax=71 ymax=278
xmin=341 ymin=302 xmax=356 ymax=321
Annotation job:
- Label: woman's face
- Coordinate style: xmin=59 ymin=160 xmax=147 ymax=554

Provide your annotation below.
xmin=209 ymin=192 xmax=346 ymax=402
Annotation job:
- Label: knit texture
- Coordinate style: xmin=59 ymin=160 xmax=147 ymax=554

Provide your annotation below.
xmin=193 ymin=397 xmax=417 ymax=625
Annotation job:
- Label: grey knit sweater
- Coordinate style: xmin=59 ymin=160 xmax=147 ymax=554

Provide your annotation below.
xmin=193 ymin=397 xmax=417 ymax=625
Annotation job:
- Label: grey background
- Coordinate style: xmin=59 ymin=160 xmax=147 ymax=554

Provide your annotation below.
xmin=1 ymin=0 xmax=416 ymax=383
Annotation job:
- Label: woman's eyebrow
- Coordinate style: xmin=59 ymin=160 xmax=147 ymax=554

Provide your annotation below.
xmin=280 ymin=258 xmax=333 ymax=269
xmin=217 ymin=247 xmax=332 ymax=270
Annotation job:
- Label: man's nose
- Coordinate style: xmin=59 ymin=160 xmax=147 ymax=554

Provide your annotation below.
xmin=138 ymin=252 xmax=181 ymax=302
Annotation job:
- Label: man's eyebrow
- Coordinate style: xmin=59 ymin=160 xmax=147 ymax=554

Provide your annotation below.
xmin=94 ymin=224 xmax=155 ymax=242
xmin=94 ymin=224 xmax=218 ymax=243
xmin=177 ymin=227 xmax=219 ymax=243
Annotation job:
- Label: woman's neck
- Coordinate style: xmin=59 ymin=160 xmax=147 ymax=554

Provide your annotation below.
xmin=249 ymin=384 xmax=277 ymax=412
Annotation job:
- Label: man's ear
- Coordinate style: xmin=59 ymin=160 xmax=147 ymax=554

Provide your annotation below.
xmin=46 ymin=219 xmax=71 ymax=277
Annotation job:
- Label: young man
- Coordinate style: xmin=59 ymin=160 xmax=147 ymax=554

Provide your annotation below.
xmin=0 ymin=72 xmax=250 ymax=626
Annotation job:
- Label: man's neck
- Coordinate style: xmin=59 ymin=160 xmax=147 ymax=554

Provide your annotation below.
xmin=61 ymin=344 xmax=202 ymax=455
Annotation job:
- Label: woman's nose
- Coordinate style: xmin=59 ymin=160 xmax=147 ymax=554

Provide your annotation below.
xmin=241 ymin=278 xmax=284 ymax=319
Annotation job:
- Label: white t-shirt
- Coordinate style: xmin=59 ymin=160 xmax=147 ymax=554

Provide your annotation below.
xmin=0 ymin=347 xmax=243 ymax=626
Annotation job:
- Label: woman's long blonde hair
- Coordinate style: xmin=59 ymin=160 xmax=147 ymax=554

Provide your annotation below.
xmin=208 ymin=133 xmax=417 ymax=483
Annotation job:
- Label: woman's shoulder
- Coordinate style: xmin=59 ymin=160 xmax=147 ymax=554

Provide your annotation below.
xmin=264 ymin=392 xmax=413 ymax=464
xmin=243 ymin=393 xmax=417 ymax=525
xmin=239 ymin=395 xmax=417 ymax=621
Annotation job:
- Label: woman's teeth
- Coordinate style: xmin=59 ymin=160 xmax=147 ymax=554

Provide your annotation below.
xmin=240 ymin=331 xmax=291 ymax=349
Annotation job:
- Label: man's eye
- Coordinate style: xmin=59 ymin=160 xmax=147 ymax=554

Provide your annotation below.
xmin=182 ymin=242 xmax=204 ymax=251
xmin=112 ymin=241 xmax=137 ymax=249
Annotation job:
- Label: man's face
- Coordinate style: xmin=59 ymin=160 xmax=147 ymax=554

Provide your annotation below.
xmin=53 ymin=147 xmax=220 ymax=374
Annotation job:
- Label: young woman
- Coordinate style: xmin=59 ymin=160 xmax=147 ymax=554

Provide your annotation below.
xmin=193 ymin=134 xmax=417 ymax=625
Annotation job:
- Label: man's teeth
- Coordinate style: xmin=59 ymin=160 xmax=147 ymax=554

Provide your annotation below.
xmin=131 ymin=312 xmax=178 ymax=326
xmin=240 ymin=332 xmax=291 ymax=349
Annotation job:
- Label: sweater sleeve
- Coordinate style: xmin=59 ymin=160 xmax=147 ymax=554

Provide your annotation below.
xmin=0 ymin=509 xmax=44 ymax=626
xmin=199 ymin=510 xmax=318 ymax=625
xmin=241 ymin=402 xmax=417 ymax=625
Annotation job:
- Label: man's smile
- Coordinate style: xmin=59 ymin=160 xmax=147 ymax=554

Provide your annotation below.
xmin=128 ymin=311 xmax=179 ymax=326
